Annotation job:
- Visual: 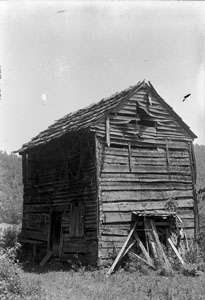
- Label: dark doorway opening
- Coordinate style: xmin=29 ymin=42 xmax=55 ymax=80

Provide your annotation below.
xmin=50 ymin=211 xmax=62 ymax=256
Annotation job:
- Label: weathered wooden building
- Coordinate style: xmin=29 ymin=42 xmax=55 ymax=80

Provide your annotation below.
xmin=17 ymin=80 xmax=198 ymax=266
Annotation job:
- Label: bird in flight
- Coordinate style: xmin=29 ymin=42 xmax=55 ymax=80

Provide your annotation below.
xmin=182 ymin=93 xmax=191 ymax=102
xmin=56 ymin=10 xmax=66 ymax=14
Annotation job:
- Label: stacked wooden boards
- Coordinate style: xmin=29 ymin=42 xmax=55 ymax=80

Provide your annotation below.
xmin=94 ymin=87 xmax=197 ymax=265
xmin=21 ymin=133 xmax=98 ymax=264
xmin=18 ymin=81 xmax=198 ymax=266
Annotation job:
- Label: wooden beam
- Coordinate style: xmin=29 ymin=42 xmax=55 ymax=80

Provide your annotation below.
xmin=188 ymin=141 xmax=199 ymax=239
xmin=122 ymin=239 xmax=137 ymax=258
xmin=40 ymin=250 xmax=53 ymax=267
xmin=144 ymin=218 xmax=158 ymax=261
xmin=167 ymin=238 xmax=185 ymax=265
xmin=128 ymin=251 xmax=156 ymax=270
xmin=165 ymin=141 xmax=170 ymax=174
xmin=32 ymin=243 xmax=37 ymax=263
xmin=128 ymin=142 xmax=132 ymax=172
xmin=59 ymin=211 xmax=64 ymax=261
xmin=95 ymin=135 xmax=101 ymax=240
xmin=144 ymin=217 xmax=150 ymax=255
xmin=184 ymin=232 xmax=189 ymax=251
xmin=147 ymin=92 xmax=152 ymax=106
xmin=133 ymin=231 xmax=154 ymax=265
xmin=150 ymin=219 xmax=172 ymax=270
xmin=47 ymin=208 xmax=52 ymax=252
xmin=106 ymin=115 xmax=110 ymax=147
xmin=106 ymin=221 xmax=138 ymax=276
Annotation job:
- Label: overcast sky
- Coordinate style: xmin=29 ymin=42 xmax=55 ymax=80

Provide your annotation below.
xmin=0 ymin=1 xmax=205 ymax=153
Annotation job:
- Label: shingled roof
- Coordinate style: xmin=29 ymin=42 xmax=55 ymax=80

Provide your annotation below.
xmin=17 ymin=80 xmax=197 ymax=153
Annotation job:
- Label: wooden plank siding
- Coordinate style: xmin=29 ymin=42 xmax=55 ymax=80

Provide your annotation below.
xmin=94 ymin=88 xmax=196 ymax=265
xmin=21 ymin=132 xmax=98 ymax=264
xmin=19 ymin=83 xmax=197 ymax=267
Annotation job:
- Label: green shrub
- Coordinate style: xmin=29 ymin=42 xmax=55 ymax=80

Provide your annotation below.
xmin=184 ymin=240 xmax=205 ymax=271
xmin=184 ymin=242 xmax=203 ymax=264
xmin=166 ymin=238 xmax=205 ymax=277
xmin=2 ymin=226 xmax=20 ymax=250
xmin=0 ymin=244 xmax=42 ymax=299
xmin=197 ymin=231 xmax=205 ymax=261
xmin=181 ymin=263 xmax=203 ymax=277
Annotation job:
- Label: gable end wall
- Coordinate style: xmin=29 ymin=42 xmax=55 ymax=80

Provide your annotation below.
xmin=93 ymin=88 xmax=197 ymax=266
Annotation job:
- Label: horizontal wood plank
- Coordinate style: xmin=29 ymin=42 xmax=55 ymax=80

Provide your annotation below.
xmin=21 ymin=229 xmax=48 ymax=242
xmin=100 ymin=183 xmax=193 ymax=191
xmin=101 ymin=163 xmax=191 ymax=174
xmin=100 ymin=173 xmax=192 ymax=183
xmin=101 ymin=190 xmax=193 ymax=202
xmin=102 ymin=199 xmax=194 ymax=212
xmin=103 ymin=205 xmax=193 ymax=223
xmin=63 ymin=241 xmax=97 ymax=253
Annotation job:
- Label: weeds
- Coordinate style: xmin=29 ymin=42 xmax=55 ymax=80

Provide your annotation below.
xmin=37 ymin=268 xmax=205 ymax=300
xmin=1 ymin=226 xmax=20 ymax=250
xmin=0 ymin=227 xmax=205 ymax=299
xmin=0 ymin=242 xmax=42 ymax=300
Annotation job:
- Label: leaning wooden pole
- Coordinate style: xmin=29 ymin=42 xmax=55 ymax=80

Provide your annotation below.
xmin=106 ymin=221 xmax=138 ymax=277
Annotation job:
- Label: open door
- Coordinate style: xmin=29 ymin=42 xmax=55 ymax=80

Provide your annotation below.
xmin=40 ymin=210 xmax=62 ymax=266
xmin=70 ymin=200 xmax=85 ymax=238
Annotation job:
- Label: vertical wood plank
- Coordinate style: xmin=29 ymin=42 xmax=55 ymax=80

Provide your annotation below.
xmin=133 ymin=231 xmax=154 ymax=265
xmin=144 ymin=216 xmax=149 ymax=255
xmin=22 ymin=154 xmax=29 ymax=185
xmin=150 ymin=219 xmax=172 ymax=270
xmin=106 ymin=115 xmax=110 ymax=147
xmin=47 ymin=207 xmax=52 ymax=253
xmin=165 ymin=141 xmax=170 ymax=169
xmin=144 ymin=218 xmax=158 ymax=260
xmin=78 ymin=201 xmax=85 ymax=237
xmin=128 ymin=142 xmax=132 ymax=172
xmin=188 ymin=141 xmax=199 ymax=239
xmin=190 ymin=141 xmax=197 ymax=183
xmin=59 ymin=210 xmax=64 ymax=261
xmin=106 ymin=221 xmax=138 ymax=276
xmin=147 ymin=92 xmax=152 ymax=105
xmin=95 ymin=135 xmax=100 ymax=241
xmin=168 ymin=238 xmax=185 ymax=265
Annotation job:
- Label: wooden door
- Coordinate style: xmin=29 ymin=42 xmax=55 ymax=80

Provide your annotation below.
xmin=70 ymin=200 xmax=85 ymax=238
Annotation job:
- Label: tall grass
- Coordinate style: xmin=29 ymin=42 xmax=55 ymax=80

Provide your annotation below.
xmin=36 ymin=268 xmax=205 ymax=300
xmin=1 ymin=226 xmax=205 ymax=299
xmin=0 ymin=228 xmax=42 ymax=300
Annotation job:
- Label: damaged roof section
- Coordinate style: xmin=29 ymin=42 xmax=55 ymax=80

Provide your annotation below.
xmin=17 ymin=80 xmax=197 ymax=153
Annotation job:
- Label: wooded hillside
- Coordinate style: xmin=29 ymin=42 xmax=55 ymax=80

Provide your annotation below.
xmin=194 ymin=144 xmax=205 ymax=190
xmin=0 ymin=151 xmax=23 ymax=224
xmin=194 ymin=144 xmax=205 ymax=228
xmin=0 ymin=144 xmax=204 ymax=225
